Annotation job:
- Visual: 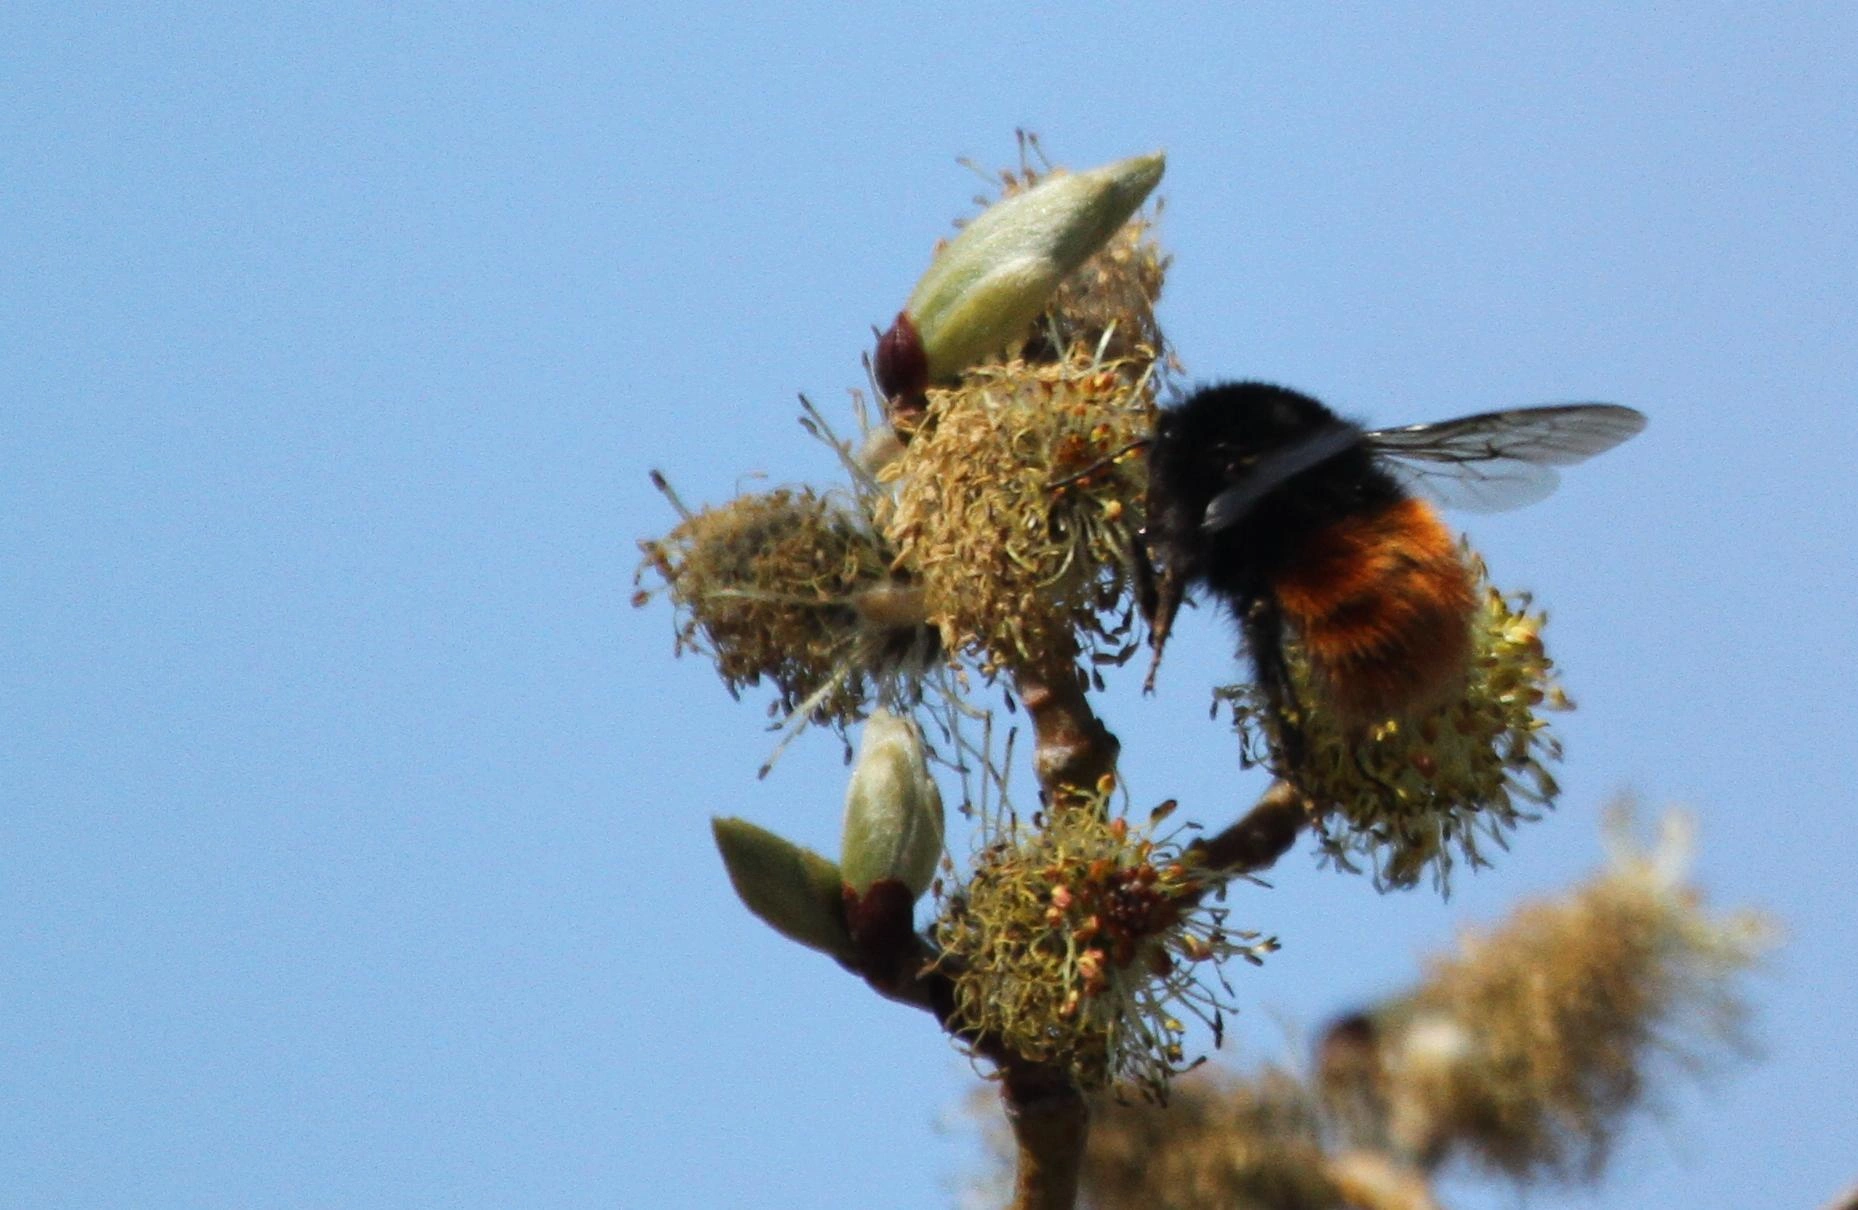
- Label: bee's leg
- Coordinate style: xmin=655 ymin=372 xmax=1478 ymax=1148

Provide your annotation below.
xmin=1141 ymin=553 xmax=1185 ymax=696
xmin=1244 ymin=601 xmax=1310 ymax=776
xmin=1131 ymin=529 xmax=1160 ymax=624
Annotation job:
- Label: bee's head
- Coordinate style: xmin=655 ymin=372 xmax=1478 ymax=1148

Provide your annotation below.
xmin=1151 ymin=382 xmax=1342 ymax=504
xmin=1171 ymin=380 xmax=1339 ymax=453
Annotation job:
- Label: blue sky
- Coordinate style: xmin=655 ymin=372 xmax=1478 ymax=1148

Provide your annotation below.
xmin=5 ymin=6 xmax=1855 ymax=1208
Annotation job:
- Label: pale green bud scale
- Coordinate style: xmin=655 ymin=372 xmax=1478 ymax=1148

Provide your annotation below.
xmin=839 ymin=710 xmax=945 ymax=899
xmin=905 ymin=152 xmax=1164 ymax=382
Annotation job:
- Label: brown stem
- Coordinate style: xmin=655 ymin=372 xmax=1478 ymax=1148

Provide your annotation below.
xmin=1003 ymin=1068 xmax=1088 ymax=1210
xmin=1184 ymin=779 xmax=1310 ymax=879
xmin=847 ymin=929 xmax=1090 ymax=1208
xmin=1014 ymin=653 xmax=1121 ymax=800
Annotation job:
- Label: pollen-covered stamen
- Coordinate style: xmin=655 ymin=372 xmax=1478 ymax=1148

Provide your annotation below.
xmin=935 ymin=797 xmax=1274 ymax=1100
xmin=1219 ymin=546 xmax=1571 ymax=892
xmin=877 ymin=351 xmax=1157 ymax=675
xmin=1369 ymin=810 xmax=1773 ymax=1179
xmin=634 ymin=484 xmax=938 ymax=733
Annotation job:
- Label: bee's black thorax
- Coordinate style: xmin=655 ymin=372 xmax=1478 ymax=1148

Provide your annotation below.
xmin=1144 ymin=381 xmax=1405 ymax=610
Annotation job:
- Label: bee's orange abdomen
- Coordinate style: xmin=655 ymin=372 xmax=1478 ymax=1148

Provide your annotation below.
xmin=1269 ymin=498 xmax=1477 ymax=724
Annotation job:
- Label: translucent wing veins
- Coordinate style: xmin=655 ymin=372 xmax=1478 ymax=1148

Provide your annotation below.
xmin=1365 ymin=403 xmax=1645 ymax=513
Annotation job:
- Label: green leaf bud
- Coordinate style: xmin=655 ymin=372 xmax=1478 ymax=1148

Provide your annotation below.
xmin=711 ymin=817 xmax=855 ymax=962
xmin=839 ymin=710 xmax=945 ymax=899
xmin=902 ymin=152 xmax=1164 ymax=383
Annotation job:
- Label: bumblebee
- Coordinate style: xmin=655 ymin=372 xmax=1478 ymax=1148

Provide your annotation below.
xmin=1141 ymin=381 xmax=1644 ymax=753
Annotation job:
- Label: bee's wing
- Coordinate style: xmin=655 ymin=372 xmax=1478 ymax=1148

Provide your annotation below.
xmin=1365 ymin=403 xmax=1646 ymax=514
xmin=1202 ymin=423 xmax=1360 ymax=532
